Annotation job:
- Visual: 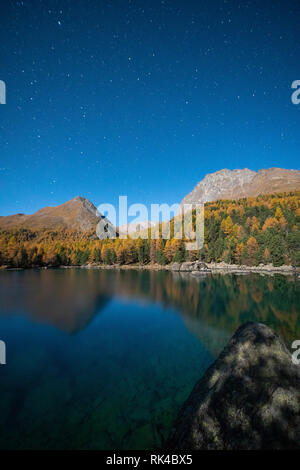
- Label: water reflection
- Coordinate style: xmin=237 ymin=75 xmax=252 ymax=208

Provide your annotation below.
xmin=0 ymin=269 xmax=111 ymax=333
xmin=0 ymin=269 xmax=299 ymax=351
xmin=0 ymin=268 xmax=299 ymax=450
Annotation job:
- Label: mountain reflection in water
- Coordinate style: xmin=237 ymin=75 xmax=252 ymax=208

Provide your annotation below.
xmin=0 ymin=268 xmax=299 ymax=449
xmin=0 ymin=268 xmax=299 ymax=352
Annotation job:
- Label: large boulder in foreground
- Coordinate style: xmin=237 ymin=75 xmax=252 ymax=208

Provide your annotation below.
xmin=167 ymin=322 xmax=300 ymax=450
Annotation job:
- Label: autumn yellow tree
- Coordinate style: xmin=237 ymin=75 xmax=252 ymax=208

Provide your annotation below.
xmin=221 ymin=216 xmax=234 ymax=236
xmin=262 ymin=217 xmax=278 ymax=232
xmin=246 ymin=236 xmax=258 ymax=264
xmin=275 ymin=206 xmax=283 ymax=219
xmin=264 ymin=247 xmax=271 ymax=263
xmin=235 ymin=242 xmax=245 ymax=264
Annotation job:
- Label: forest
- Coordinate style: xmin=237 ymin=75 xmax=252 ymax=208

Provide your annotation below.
xmin=0 ymin=191 xmax=299 ymax=268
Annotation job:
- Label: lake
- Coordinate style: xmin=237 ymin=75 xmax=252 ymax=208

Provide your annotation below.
xmin=0 ymin=268 xmax=299 ymax=449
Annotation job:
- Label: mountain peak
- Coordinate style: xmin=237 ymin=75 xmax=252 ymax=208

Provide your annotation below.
xmin=70 ymin=196 xmax=87 ymax=203
xmin=180 ymin=167 xmax=300 ymax=207
xmin=0 ymin=196 xmax=102 ymax=232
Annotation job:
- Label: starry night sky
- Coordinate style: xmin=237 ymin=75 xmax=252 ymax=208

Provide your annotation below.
xmin=0 ymin=0 xmax=299 ymax=216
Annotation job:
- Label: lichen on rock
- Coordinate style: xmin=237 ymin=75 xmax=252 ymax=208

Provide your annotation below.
xmin=166 ymin=322 xmax=300 ymax=450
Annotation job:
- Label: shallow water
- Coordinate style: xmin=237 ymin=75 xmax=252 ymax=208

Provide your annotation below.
xmin=0 ymin=268 xmax=299 ymax=449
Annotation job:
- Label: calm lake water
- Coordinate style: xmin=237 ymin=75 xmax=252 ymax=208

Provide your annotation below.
xmin=0 ymin=268 xmax=299 ymax=449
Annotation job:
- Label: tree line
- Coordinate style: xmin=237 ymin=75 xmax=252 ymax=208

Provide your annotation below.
xmin=0 ymin=191 xmax=299 ymax=268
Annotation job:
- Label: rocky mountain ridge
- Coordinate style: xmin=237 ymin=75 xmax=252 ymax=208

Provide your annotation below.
xmin=180 ymin=167 xmax=300 ymax=208
xmin=1 ymin=168 xmax=299 ymax=232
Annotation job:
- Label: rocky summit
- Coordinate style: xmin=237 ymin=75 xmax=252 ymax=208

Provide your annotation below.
xmin=180 ymin=168 xmax=300 ymax=208
xmin=166 ymin=322 xmax=300 ymax=450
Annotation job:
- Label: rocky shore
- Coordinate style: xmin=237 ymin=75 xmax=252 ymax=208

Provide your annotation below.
xmin=166 ymin=322 xmax=300 ymax=450
xmin=169 ymin=260 xmax=297 ymax=274
xmin=207 ymin=261 xmax=296 ymax=274
xmin=2 ymin=261 xmax=298 ymax=275
xmin=77 ymin=260 xmax=297 ymax=275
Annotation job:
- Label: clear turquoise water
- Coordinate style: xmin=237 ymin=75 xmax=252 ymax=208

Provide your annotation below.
xmin=0 ymin=268 xmax=299 ymax=449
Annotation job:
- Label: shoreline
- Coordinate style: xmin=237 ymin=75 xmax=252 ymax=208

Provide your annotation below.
xmin=2 ymin=261 xmax=297 ymax=275
xmin=64 ymin=260 xmax=299 ymax=275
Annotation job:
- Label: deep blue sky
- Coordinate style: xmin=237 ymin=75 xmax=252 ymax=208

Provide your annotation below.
xmin=0 ymin=0 xmax=299 ymax=216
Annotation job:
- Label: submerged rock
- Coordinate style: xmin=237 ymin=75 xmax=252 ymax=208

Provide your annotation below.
xmin=167 ymin=322 xmax=300 ymax=450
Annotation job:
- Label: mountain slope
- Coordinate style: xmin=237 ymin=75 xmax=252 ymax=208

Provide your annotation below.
xmin=180 ymin=168 xmax=300 ymax=208
xmin=0 ymin=196 xmax=102 ymax=231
